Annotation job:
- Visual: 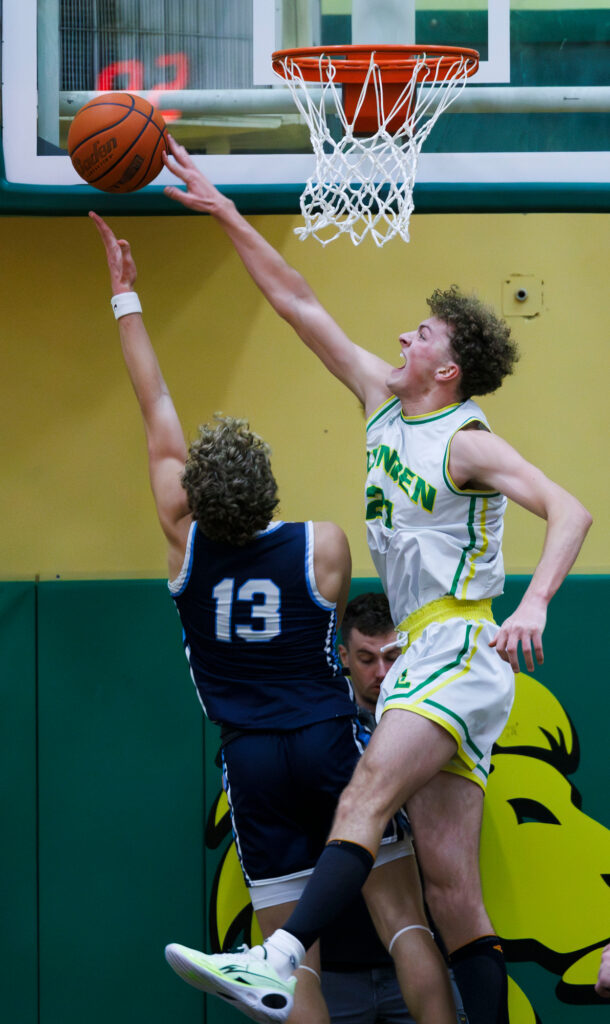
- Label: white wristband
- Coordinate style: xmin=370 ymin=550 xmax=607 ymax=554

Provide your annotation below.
xmin=111 ymin=292 xmax=142 ymax=319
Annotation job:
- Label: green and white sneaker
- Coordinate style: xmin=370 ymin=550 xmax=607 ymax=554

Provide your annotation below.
xmin=164 ymin=942 xmax=297 ymax=1023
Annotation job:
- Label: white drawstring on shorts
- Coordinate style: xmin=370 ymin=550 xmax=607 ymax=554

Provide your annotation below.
xmin=380 ymin=629 xmax=409 ymax=653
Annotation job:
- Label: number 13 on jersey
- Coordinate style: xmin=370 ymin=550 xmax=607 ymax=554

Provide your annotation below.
xmin=212 ymin=577 xmax=281 ymax=642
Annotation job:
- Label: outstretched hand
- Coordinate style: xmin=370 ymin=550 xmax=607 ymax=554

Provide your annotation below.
xmin=162 ymin=135 xmax=230 ymax=214
xmin=89 ymin=211 xmax=137 ymax=294
xmin=596 ymin=944 xmax=610 ymax=999
xmin=489 ymin=594 xmax=547 ymax=673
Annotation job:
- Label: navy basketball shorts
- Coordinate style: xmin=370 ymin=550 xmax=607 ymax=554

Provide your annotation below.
xmin=222 ymin=717 xmax=413 ymax=911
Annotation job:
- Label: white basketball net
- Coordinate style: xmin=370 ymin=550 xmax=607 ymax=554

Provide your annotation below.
xmin=274 ymin=50 xmax=475 ymax=247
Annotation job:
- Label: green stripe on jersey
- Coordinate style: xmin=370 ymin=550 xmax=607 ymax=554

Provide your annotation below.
xmin=366 ymin=397 xmax=400 ymax=431
xmin=450 ymin=497 xmax=478 ymax=596
xmin=400 ymin=403 xmax=462 ymax=425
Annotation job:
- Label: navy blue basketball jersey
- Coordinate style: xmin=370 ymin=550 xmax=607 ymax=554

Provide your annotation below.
xmin=169 ymin=520 xmax=355 ymax=730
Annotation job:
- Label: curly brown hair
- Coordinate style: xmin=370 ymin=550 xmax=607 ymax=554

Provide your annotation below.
xmin=427 ymin=285 xmax=519 ymax=399
xmin=181 ymin=414 xmax=280 ymax=546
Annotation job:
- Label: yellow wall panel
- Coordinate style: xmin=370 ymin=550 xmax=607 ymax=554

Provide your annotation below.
xmin=0 ymin=211 xmax=607 ymax=578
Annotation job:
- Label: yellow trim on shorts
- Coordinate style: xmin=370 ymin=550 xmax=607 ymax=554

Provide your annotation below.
xmin=382 ymin=705 xmax=488 ymax=792
xmin=382 ymin=618 xmax=490 ymax=789
xmin=442 ymin=760 xmax=488 ymax=793
xmin=382 ymin=703 xmax=468 ymax=759
xmin=397 ymin=596 xmax=494 ymax=648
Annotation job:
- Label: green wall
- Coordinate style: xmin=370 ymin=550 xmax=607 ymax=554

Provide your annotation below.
xmin=1 ymin=584 xmax=37 ymax=1022
xmin=2 ymin=576 xmax=608 ymax=1024
xmin=1 ymin=581 xmax=206 ymax=1024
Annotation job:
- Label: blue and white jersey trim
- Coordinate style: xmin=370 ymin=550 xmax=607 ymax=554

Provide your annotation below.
xmin=305 ymin=520 xmax=335 ymax=610
xmin=168 ymin=520 xmax=286 ymax=596
xmin=168 ymin=520 xmax=197 ymax=596
xmin=185 ymin=639 xmax=209 ymax=717
xmin=257 ymin=520 xmax=285 ymax=538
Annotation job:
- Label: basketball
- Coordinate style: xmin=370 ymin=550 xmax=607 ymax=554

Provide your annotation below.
xmin=67 ymin=92 xmax=168 ymax=193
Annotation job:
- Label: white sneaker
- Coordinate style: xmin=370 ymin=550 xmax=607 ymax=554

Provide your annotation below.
xmin=164 ymin=942 xmax=296 ymax=1023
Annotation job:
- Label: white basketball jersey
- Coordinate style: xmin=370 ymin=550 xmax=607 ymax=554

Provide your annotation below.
xmin=365 ymin=398 xmax=506 ymax=625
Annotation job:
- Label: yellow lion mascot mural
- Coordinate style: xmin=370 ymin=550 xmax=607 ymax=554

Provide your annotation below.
xmin=205 ymin=672 xmax=610 ymax=1022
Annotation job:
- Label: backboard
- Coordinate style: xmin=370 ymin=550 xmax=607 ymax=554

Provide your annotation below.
xmin=1 ymin=0 xmax=609 ymax=214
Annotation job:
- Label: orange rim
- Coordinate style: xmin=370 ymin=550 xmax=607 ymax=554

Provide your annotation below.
xmin=272 ymin=44 xmax=479 ymax=84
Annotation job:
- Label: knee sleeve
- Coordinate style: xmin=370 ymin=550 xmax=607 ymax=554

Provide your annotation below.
xmin=450 ymin=935 xmax=509 ymax=1024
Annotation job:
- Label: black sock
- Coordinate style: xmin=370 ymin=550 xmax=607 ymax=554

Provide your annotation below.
xmin=282 ymin=839 xmax=374 ymax=950
xmin=450 ymin=935 xmax=509 ymax=1024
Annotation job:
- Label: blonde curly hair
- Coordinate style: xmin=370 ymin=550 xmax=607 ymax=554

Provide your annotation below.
xmin=182 ymin=414 xmax=279 ymax=546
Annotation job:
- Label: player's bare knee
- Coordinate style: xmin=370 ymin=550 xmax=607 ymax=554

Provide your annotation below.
xmin=333 ymin=765 xmax=393 ymax=835
xmin=333 ymin=775 xmax=367 ymax=825
xmin=345 ymin=756 xmax=395 ymax=817
xmin=423 ymin=876 xmax=484 ymax=930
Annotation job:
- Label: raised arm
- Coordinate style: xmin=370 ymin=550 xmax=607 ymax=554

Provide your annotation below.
xmin=162 ymin=137 xmax=392 ymax=415
xmin=449 ymin=428 xmax=592 ymax=672
xmin=90 ymin=212 xmax=191 ymax=573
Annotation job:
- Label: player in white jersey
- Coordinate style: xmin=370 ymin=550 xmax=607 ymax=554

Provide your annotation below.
xmin=365 ymin=398 xmax=506 ymax=616
xmin=365 ymin=396 xmax=513 ymax=790
xmin=160 ymin=139 xmax=592 ymax=1024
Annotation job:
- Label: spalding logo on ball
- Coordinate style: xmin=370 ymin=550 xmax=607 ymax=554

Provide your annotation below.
xmin=68 ymin=92 xmax=168 ymax=193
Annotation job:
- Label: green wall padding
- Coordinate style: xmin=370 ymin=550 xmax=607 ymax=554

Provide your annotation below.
xmin=36 ymin=581 xmax=205 ymax=1024
xmin=1 ymin=576 xmax=608 ymax=1023
xmin=0 ymin=583 xmax=37 ymax=1024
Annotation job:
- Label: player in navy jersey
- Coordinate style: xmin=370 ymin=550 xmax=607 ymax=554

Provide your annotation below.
xmin=91 ymin=212 xmax=453 ymax=1024
xmin=157 ymin=139 xmax=592 ymax=1024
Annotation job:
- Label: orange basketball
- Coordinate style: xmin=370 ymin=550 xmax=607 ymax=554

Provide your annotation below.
xmin=67 ymin=93 xmax=168 ymax=193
